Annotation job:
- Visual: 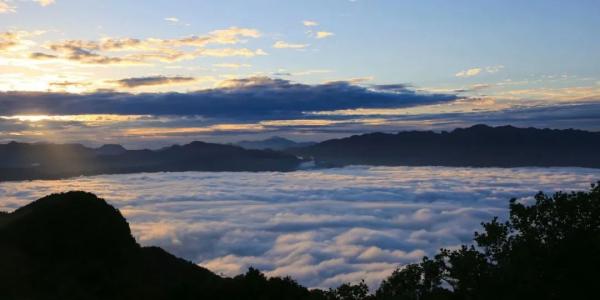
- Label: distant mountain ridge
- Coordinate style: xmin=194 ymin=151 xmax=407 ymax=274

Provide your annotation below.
xmin=1 ymin=124 xmax=599 ymax=181
xmin=235 ymin=136 xmax=316 ymax=150
xmin=0 ymin=141 xmax=300 ymax=181
xmin=289 ymin=124 xmax=600 ymax=168
xmin=95 ymin=144 xmax=127 ymax=156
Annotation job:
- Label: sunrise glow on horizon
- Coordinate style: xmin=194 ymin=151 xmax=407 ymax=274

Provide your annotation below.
xmin=1 ymin=0 xmax=599 ymax=147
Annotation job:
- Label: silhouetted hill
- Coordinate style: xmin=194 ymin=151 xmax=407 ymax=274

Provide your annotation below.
xmin=3 ymin=124 xmax=599 ymax=181
xmin=95 ymin=144 xmax=127 ymax=156
xmin=235 ymin=136 xmax=316 ymax=150
xmin=0 ymin=192 xmax=324 ymax=300
xmin=0 ymin=141 xmax=301 ymax=181
xmin=290 ymin=125 xmax=600 ymax=168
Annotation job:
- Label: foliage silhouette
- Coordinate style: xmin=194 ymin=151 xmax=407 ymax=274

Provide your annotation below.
xmin=369 ymin=182 xmax=600 ymax=299
xmin=326 ymin=280 xmax=372 ymax=300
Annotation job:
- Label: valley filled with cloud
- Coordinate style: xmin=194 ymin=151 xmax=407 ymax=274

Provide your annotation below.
xmin=1 ymin=166 xmax=598 ymax=288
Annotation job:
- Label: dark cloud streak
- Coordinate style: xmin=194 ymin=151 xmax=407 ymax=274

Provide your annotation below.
xmin=0 ymin=77 xmax=460 ymax=120
xmin=112 ymin=76 xmax=196 ymax=88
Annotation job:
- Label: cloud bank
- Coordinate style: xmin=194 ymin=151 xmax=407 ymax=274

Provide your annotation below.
xmin=1 ymin=166 xmax=598 ymax=288
xmin=2 ymin=98 xmax=600 ymax=149
xmin=0 ymin=77 xmax=460 ymax=120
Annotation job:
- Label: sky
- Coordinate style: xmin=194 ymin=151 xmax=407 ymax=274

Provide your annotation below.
xmin=1 ymin=0 xmax=600 ymax=148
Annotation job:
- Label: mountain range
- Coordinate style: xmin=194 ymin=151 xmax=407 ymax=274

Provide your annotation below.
xmin=289 ymin=124 xmax=600 ymax=168
xmin=234 ymin=136 xmax=316 ymax=151
xmin=1 ymin=124 xmax=599 ymax=181
xmin=0 ymin=141 xmax=300 ymax=181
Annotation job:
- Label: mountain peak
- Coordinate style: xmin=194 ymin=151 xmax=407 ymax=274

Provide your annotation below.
xmin=95 ymin=144 xmax=127 ymax=156
xmin=265 ymin=136 xmax=294 ymax=142
xmin=0 ymin=192 xmax=322 ymax=299
xmin=235 ymin=136 xmax=316 ymax=150
xmin=2 ymin=191 xmax=137 ymax=260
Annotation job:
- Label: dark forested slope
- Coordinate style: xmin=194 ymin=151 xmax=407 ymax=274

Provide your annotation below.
xmin=0 ymin=141 xmax=301 ymax=181
xmin=235 ymin=136 xmax=316 ymax=150
xmin=290 ymin=125 xmax=600 ymax=168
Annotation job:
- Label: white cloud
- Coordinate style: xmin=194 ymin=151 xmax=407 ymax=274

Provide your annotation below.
xmin=0 ymin=0 xmax=54 ymax=13
xmin=23 ymin=27 xmax=265 ymax=65
xmin=456 ymin=65 xmax=505 ymax=78
xmin=0 ymin=1 xmax=15 ymax=13
xmin=213 ymin=63 xmax=251 ymax=69
xmin=316 ymin=31 xmax=334 ymax=39
xmin=0 ymin=30 xmax=45 ymax=53
xmin=303 ymin=20 xmax=319 ymax=27
xmin=34 ymin=0 xmax=55 ymax=6
xmin=486 ymin=65 xmax=505 ymax=73
xmin=164 ymin=17 xmax=179 ymax=23
xmin=1 ymin=166 xmax=598 ymax=289
xmin=455 ymin=68 xmax=482 ymax=78
xmin=290 ymin=69 xmax=333 ymax=76
xmin=273 ymin=41 xmax=309 ymax=49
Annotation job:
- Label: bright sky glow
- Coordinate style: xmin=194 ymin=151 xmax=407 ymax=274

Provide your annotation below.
xmin=1 ymin=0 xmax=599 ymax=146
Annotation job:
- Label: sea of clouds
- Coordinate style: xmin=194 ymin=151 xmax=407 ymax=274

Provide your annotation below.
xmin=1 ymin=166 xmax=599 ymax=288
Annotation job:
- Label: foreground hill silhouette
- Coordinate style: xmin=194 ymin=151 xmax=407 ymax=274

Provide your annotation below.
xmin=1 ymin=184 xmax=600 ymax=299
xmin=0 ymin=141 xmax=300 ymax=181
xmin=0 ymin=192 xmax=324 ymax=300
xmin=290 ymin=124 xmax=600 ymax=168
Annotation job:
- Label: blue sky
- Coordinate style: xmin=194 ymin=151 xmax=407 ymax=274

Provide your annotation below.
xmin=1 ymin=0 xmax=599 ymax=147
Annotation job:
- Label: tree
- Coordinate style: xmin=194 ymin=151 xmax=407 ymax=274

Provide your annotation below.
xmin=327 ymin=280 xmax=371 ymax=300
xmin=373 ymin=182 xmax=600 ymax=300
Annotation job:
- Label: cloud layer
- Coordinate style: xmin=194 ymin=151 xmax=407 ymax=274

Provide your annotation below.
xmin=1 ymin=166 xmax=598 ymax=288
xmin=0 ymin=77 xmax=460 ymax=120
xmin=27 ymin=27 xmax=264 ymax=65
xmin=2 ymin=99 xmax=600 ymax=149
